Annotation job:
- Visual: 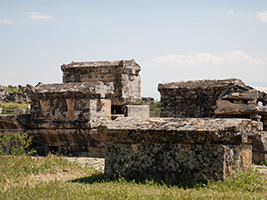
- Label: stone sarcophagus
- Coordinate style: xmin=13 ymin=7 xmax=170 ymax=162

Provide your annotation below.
xmin=98 ymin=117 xmax=263 ymax=180
xmin=158 ymin=79 xmax=245 ymax=118
xmin=27 ymin=82 xmax=114 ymax=122
xmin=61 ymin=59 xmax=141 ymax=114
xmin=25 ymin=82 xmax=114 ymax=156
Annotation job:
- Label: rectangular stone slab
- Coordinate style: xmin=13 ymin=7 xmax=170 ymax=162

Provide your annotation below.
xmin=98 ymin=118 xmax=263 ymax=144
xmin=98 ymin=117 xmax=262 ymax=180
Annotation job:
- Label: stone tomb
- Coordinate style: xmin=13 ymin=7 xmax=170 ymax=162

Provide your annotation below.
xmin=214 ymin=84 xmax=267 ymax=163
xmin=158 ymin=79 xmax=245 ymax=118
xmin=98 ymin=117 xmax=262 ymax=180
xmin=26 ymin=82 xmax=114 ymax=156
xmin=61 ymin=59 xmax=141 ymax=114
xmin=158 ymin=79 xmax=267 ymax=164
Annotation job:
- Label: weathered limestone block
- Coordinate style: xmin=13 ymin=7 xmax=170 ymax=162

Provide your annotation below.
xmin=99 ymin=118 xmax=262 ymax=144
xmin=215 ymin=85 xmax=267 ymax=117
xmin=61 ymin=59 xmax=141 ymax=106
xmin=216 ymin=100 xmax=260 ymax=115
xmin=123 ymin=105 xmax=150 ymax=118
xmin=0 ymin=115 xmax=24 ymax=133
xmin=158 ymin=79 xmax=245 ymax=118
xmin=251 ymin=132 xmax=267 ymax=153
xmin=105 ymin=143 xmax=251 ymax=181
xmin=27 ymin=82 xmax=113 ymax=122
xmin=214 ymin=85 xmax=267 ymax=161
xmin=98 ymin=117 xmax=262 ymax=180
xmin=250 ymin=131 xmax=267 ymax=163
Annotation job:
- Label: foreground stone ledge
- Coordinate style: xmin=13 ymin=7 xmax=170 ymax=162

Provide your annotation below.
xmin=98 ymin=117 xmax=262 ymax=180
xmin=98 ymin=117 xmax=263 ymax=144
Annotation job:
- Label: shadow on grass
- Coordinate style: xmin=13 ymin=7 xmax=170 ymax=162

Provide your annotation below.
xmin=71 ymin=173 xmax=209 ymax=189
xmin=71 ymin=174 xmax=108 ymax=184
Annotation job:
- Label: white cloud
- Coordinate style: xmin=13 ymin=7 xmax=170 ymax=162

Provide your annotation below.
xmin=141 ymin=51 xmax=267 ymax=99
xmin=26 ymin=12 xmax=51 ymax=20
xmin=256 ymin=11 xmax=267 ymax=23
xmin=0 ymin=18 xmax=12 ymax=24
xmin=152 ymin=51 xmax=266 ymax=65
xmin=226 ymin=8 xmax=241 ymax=18
xmin=226 ymin=9 xmax=267 ymax=23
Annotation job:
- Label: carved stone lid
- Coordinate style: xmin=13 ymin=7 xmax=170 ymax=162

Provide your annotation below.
xmin=158 ymin=78 xmax=245 ymax=90
xmin=61 ymin=59 xmax=140 ymax=71
xmin=98 ymin=117 xmax=263 ymax=144
xmin=27 ymin=82 xmax=114 ymax=98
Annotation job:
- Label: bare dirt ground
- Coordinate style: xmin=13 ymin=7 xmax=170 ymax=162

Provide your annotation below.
xmin=64 ymin=157 xmax=105 ymax=172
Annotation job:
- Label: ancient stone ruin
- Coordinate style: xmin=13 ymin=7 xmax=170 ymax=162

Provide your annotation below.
xmin=98 ymin=78 xmax=267 ymax=180
xmin=98 ymin=117 xmax=261 ymax=180
xmin=0 ymin=59 xmax=148 ymax=157
xmin=158 ymin=78 xmax=267 ymax=163
xmin=1 ymin=59 xmax=267 ymax=181
xmin=158 ymin=79 xmax=245 ymax=118
xmin=26 ymin=82 xmax=114 ymax=156
xmin=61 ymin=60 xmax=141 ymax=114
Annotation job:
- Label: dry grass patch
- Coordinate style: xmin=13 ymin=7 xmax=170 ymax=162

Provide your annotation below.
xmin=1 ymin=155 xmax=267 ymax=199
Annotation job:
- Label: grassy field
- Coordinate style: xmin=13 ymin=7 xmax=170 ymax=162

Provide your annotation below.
xmin=0 ymin=101 xmax=30 ymax=115
xmin=1 ymin=155 xmax=267 ymax=199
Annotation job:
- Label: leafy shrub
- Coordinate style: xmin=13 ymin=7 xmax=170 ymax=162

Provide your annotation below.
xmin=0 ymin=133 xmax=36 ymax=155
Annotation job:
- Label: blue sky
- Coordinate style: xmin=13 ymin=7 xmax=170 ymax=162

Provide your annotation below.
xmin=1 ymin=0 xmax=267 ymax=99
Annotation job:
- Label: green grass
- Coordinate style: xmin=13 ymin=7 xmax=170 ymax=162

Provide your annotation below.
xmin=150 ymin=100 xmax=161 ymax=117
xmin=1 ymin=155 xmax=267 ymax=199
xmin=0 ymin=101 xmax=30 ymax=115
xmin=141 ymin=100 xmax=161 ymax=117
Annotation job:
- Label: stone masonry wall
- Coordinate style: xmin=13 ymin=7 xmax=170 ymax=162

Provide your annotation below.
xmin=105 ymin=143 xmax=251 ymax=181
